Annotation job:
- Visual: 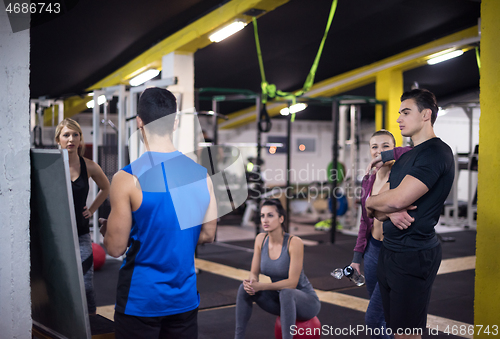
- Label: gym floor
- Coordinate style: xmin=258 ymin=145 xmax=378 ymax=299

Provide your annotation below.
xmin=94 ymin=219 xmax=476 ymax=339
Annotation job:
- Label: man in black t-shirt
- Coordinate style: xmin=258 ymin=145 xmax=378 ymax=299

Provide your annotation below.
xmin=366 ymin=89 xmax=454 ymax=339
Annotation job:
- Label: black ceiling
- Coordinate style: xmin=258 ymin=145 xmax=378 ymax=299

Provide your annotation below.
xmin=30 ymin=0 xmax=481 ymax=119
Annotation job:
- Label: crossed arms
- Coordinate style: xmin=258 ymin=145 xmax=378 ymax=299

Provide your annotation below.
xmin=366 ymin=175 xmax=429 ymax=230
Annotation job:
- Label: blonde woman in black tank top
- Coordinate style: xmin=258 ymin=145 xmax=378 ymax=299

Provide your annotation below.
xmin=55 ymin=118 xmax=110 ymax=315
xmin=235 ymin=199 xmax=320 ymax=339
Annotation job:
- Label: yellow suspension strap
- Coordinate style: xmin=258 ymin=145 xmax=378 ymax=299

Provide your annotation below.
xmin=252 ymin=16 xmax=273 ymax=132
xmin=296 ymin=0 xmax=338 ymax=96
xmin=252 ymin=0 xmax=338 ymax=122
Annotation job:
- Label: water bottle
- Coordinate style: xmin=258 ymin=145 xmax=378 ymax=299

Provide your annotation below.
xmin=331 ymin=265 xmax=365 ymax=286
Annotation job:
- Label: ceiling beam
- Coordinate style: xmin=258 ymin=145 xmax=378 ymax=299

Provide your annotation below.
xmin=43 ymin=96 xmax=91 ymax=126
xmin=44 ymin=0 xmax=289 ymax=126
xmin=220 ymin=25 xmax=480 ymax=130
xmin=87 ymin=0 xmax=289 ymax=90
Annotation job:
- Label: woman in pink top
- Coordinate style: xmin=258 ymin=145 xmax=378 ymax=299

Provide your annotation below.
xmin=350 ymin=130 xmax=411 ymax=339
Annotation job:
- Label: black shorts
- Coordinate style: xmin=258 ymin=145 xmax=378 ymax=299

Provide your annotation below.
xmin=377 ymin=244 xmax=442 ymax=333
xmin=114 ymin=308 xmax=198 ymax=339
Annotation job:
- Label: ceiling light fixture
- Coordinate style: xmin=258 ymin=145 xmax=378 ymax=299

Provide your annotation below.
xmin=427 ymin=49 xmax=464 ymax=65
xmin=86 ymin=95 xmax=107 ymax=109
xmin=209 ymin=21 xmax=247 ymax=43
xmin=129 ymin=69 xmax=160 ymax=86
xmin=280 ymin=103 xmax=307 ymax=116
xmin=437 ymin=107 xmax=448 ymax=117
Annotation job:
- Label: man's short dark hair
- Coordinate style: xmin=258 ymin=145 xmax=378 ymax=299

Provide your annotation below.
xmin=138 ymin=87 xmax=177 ymax=134
xmin=400 ymin=88 xmax=438 ymax=126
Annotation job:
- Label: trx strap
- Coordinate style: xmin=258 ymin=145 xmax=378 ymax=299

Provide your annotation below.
xmin=252 ymin=0 xmax=338 ymax=107
xmin=258 ymin=103 xmax=272 ymax=132
xmin=298 ymin=0 xmax=338 ymax=95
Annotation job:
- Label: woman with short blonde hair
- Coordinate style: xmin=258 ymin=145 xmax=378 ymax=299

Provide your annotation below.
xmin=55 ymin=118 xmax=110 ymax=315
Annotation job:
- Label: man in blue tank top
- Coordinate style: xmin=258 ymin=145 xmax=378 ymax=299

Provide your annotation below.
xmin=366 ymin=89 xmax=454 ymax=339
xmin=100 ymin=87 xmax=217 ymax=339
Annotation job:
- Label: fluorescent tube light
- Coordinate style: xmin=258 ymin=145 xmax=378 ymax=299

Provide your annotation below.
xmin=209 ymin=21 xmax=247 ymax=43
xmin=129 ymin=69 xmax=160 ymax=86
xmin=427 ymin=48 xmax=455 ymax=59
xmin=280 ymin=103 xmax=308 ymax=116
xmin=86 ymin=95 xmax=106 ymax=109
xmin=437 ymin=107 xmax=448 ymax=117
xmin=427 ymin=50 xmax=464 ymax=65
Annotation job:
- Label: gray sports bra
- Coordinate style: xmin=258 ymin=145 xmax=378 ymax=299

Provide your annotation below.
xmin=260 ymin=233 xmax=316 ymax=295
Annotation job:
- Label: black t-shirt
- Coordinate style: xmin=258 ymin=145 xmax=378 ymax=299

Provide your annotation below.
xmin=383 ymin=138 xmax=454 ymax=252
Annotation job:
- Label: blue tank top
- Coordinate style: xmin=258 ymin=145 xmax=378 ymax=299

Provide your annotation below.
xmin=116 ymin=151 xmax=210 ymax=317
xmin=260 ymin=233 xmax=317 ymax=296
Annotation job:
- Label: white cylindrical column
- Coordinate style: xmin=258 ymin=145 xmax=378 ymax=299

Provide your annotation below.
xmin=162 ymin=52 xmax=196 ymax=155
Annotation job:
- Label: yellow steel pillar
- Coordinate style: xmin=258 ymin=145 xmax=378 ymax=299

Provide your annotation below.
xmin=475 ymin=0 xmax=500 ymax=334
xmin=375 ymin=69 xmax=403 ymax=146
